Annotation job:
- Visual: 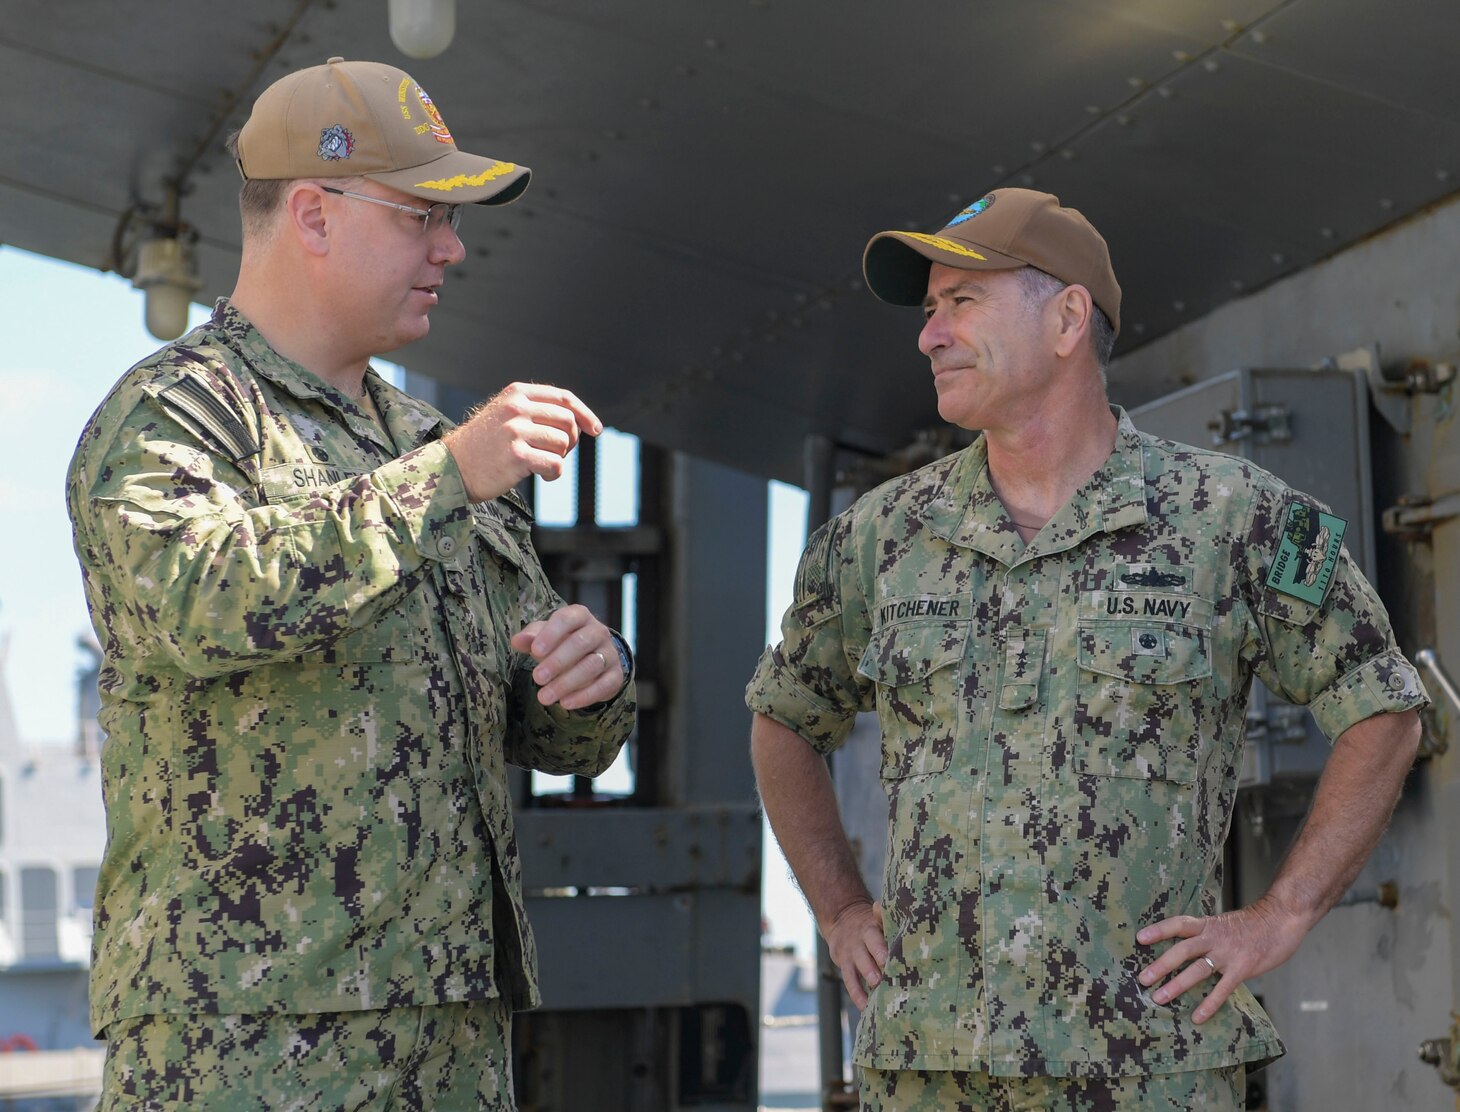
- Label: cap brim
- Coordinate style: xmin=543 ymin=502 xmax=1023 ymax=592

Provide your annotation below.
xmin=863 ymin=230 xmax=1026 ymax=305
xmin=369 ymin=150 xmax=532 ymax=206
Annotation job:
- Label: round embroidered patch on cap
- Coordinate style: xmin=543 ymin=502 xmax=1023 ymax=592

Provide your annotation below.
xmin=946 ymin=194 xmax=995 ymax=227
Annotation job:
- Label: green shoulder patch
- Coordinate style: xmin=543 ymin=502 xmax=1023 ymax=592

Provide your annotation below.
xmin=1265 ymin=500 xmax=1346 ymax=606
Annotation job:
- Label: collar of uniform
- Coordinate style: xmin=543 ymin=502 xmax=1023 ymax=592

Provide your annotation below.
xmin=1095 ymin=407 xmax=1149 ymax=532
xmin=919 ymin=407 xmax=1148 ymax=563
xmin=207 ymin=299 xmax=446 ymax=450
xmin=368 ymin=376 xmax=450 ymax=452
xmin=920 ymin=437 xmax=1025 ymax=564
xmin=208 ymin=299 xmax=328 ymax=406
xmin=1024 ymin=406 xmax=1148 ymax=558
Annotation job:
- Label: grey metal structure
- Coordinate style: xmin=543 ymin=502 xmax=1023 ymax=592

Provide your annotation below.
xmin=1119 ymin=198 xmax=1460 ymax=1110
xmin=513 ymin=453 xmax=766 ymax=1110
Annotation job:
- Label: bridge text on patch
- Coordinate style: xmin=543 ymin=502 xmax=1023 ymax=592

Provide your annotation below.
xmin=1265 ymin=501 xmax=1347 ymax=606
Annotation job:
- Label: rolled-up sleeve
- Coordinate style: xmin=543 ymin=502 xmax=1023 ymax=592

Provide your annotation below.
xmin=1243 ymin=484 xmax=1429 ymax=741
xmin=745 ymin=513 xmax=870 ymax=755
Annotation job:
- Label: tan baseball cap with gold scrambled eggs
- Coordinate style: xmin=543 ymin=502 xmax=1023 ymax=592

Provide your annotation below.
xmin=236 ymin=57 xmax=530 ymax=206
xmin=863 ymin=188 xmax=1121 ymax=336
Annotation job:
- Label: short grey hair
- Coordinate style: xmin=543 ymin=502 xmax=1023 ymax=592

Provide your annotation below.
xmin=1015 ymin=266 xmax=1116 ymax=373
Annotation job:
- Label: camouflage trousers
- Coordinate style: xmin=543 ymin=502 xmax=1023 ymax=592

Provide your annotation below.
xmin=858 ymin=1064 xmax=1244 ymax=1111
xmin=100 ymin=997 xmax=514 ymax=1111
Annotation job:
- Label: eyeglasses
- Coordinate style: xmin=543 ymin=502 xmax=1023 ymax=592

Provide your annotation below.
xmin=320 ymin=186 xmax=462 ymax=235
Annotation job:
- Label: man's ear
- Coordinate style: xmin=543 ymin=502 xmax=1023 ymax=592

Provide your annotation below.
xmin=284 ymin=183 xmax=332 ymax=257
xmin=1052 ymin=283 xmax=1094 ymax=359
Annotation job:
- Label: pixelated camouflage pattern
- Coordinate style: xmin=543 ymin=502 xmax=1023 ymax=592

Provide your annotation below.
xmin=858 ymin=1061 xmax=1243 ymax=1111
xmin=747 ymin=409 xmax=1426 ymax=1078
xmin=102 ymin=996 xmax=513 ymax=1110
xmin=68 ymin=301 xmax=634 ymax=1036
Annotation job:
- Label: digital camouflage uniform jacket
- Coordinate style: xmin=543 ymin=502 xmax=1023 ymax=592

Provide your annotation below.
xmin=68 ymin=301 xmax=635 ymax=1037
xmin=747 ymin=409 xmax=1426 ymax=1078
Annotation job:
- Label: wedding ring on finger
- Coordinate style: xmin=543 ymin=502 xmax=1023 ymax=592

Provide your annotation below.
xmin=1202 ymin=956 xmax=1217 ymax=973
xmin=593 ymin=651 xmax=607 ymax=672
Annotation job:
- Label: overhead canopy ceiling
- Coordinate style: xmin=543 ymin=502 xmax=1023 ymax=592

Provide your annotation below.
xmin=5 ymin=0 xmax=1459 ymax=484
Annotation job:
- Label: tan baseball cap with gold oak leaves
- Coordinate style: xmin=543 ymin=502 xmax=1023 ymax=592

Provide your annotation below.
xmin=236 ymin=57 xmax=530 ymax=206
xmin=863 ymin=188 xmax=1121 ymax=336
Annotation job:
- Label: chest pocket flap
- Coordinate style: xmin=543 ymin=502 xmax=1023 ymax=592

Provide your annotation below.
xmin=857 ymin=616 xmax=968 ymax=781
xmin=857 ymin=617 xmax=967 ymax=688
xmin=1078 ymin=591 xmax=1213 ymax=685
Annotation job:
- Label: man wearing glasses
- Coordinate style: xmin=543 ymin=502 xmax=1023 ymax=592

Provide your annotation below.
xmin=66 ymin=58 xmax=635 ymax=1108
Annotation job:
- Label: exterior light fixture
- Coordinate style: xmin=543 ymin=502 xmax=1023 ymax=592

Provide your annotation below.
xmin=133 ymin=232 xmax=202 ymax=341
xmin=389 ymin=0 xmax=456 ymax=59
xmin=125 ymin=184 xmax=202 ymax=342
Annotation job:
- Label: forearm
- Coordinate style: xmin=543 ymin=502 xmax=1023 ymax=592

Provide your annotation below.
xmin=751 ymin=712 xmax=870 ymax=929
xmin=1138 ymin=709 xmax=1422 ymax=1020
xmin=1262 ymin=709 xmax=1422 ymax=924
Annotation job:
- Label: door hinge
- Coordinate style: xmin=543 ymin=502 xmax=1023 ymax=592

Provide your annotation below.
xmin=1381 ymin=493 xmax=1460 ymax=539
xmin=1207 ymin=404 xmax=1292 ymax=447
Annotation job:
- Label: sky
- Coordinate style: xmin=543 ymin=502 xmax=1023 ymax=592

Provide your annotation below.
xmin=0 ymin=246 xmax=213 ymax=744
xmin=0 ymin=243 xmax=816 ymax=955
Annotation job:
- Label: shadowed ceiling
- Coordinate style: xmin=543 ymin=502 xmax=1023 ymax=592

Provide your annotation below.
xmin=5 ymin=0 xmax=1458 ymax=482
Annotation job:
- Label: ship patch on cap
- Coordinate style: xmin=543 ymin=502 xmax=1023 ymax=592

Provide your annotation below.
xmin=947 ymin=194 xmax=995 ymax=227
xmin=318 ymin=125 xmax=354 ymax=162
xmin=416 ymin=88 xmax=453 ymax=145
